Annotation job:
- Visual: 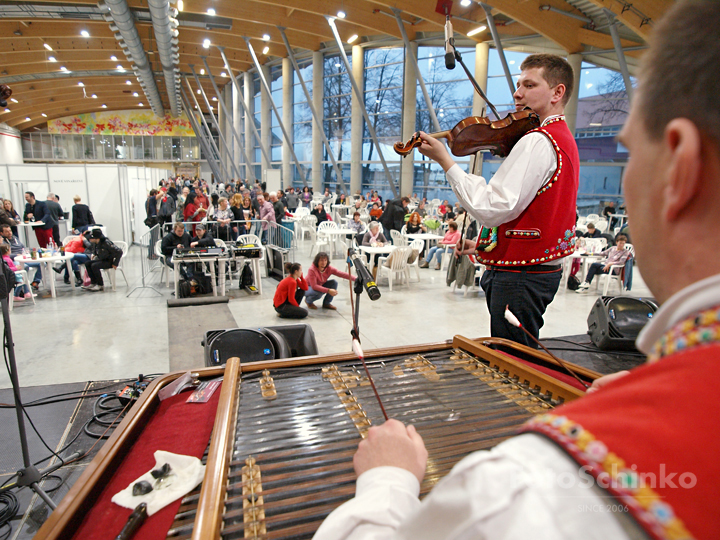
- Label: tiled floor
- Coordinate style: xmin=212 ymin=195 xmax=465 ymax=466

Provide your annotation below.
xmin=1 ymin=240 xmax=653 ymax=391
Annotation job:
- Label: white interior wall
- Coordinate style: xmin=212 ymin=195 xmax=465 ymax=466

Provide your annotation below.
xmin=0 ymin=124 xmax=23 ymax=165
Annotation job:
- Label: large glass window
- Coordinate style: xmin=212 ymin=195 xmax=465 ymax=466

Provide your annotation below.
xmin=270 ymin=65 xmax=284 ymax=166
xmin=322 ymin=54 xmax=352 ymax=191
xmin=292 ymin=56 xmax=313 ymax=186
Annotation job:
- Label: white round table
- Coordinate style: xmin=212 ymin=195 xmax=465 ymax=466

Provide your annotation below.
xmin=14 ymin=252 xmax=74 ymax=298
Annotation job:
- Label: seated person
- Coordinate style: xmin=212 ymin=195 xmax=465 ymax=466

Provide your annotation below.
xmin=0 ymin=224 xmax=42 ymax=290
xmin=1 ymin=244 xmax=32 ymax=301
xmin=81 ymin=229 xmax=122 ymax=292
xmin=305 ymin=251 xmax=355 ymax=310
xmin=55 ymin=230 xmax=91 ymax=286
xmin=347 ymin=212 xmax=365 ymax=241
xmin=419 ymin=221 xmax=460 ymax=270
xmin=405 ymin=212 xmax=426 ymax=235
xmin=190 ymin=222 xmax=216 ymax=248
xmin=161 ymin=222 xmax=192 ymax=278
xmin=415 ymin=201 xmax=427 ymax=218
xmin=583 ymin=222 xmax=602 ymax=238
xmin=273 ymin=262 xmax=308 ymax=319
xmin=311 ymin=203 xmax=331 ymax=225
xmin=361 ymin=222 xmax=388 ymax=279
xmin=369 ymin=202 xmax=383 ymax=221
xmin=576 ymin=234 xmax=632 ymax=292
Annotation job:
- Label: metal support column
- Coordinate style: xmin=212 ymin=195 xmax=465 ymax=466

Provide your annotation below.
xmin=217 ymin=46 xmax=272 ymax=171
xmin=392 ymin=8 xmax=441 ymax=133
xmin=189 ymin=66 xmax=242 ymax=180
xmin=182 ymin=75 xmax=231 ymax=183
xmin=480 ymin=3 xmax=516 ymax=99
xmin=200 ymin=56 xmax=254 ymax=183
xmin=326 ymin=16 xmax=398 ymax=198
xmin=278 ymin=27 xmax=349 ymax=195
xmin=603 ymin=9 xmax=634 ymax=101
xmin=181 ymin=88 xmax=224 ymax=184
xmin=243 ymin=38 xmax=309 ymax=188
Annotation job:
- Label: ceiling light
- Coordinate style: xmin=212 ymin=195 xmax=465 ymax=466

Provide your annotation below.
xmin=262 ymin=47 xmax=269 ymax=55
xmin=212 ymin=96 xmax=218 ymax=101
xmin=78 ymin=82 xmax=84 ymax=87
xmin=3 ymin=109 xmax=9 ymax=113
xmin=200 ymin=68 xmax=205 ymax=75
xmin=25 ymin=117 xmax=31 ymax=121
xmin=117 ymin=65 xmax=125 ymax=72
xmin=335 ymin=63 xmax=341 ymax=68
xmin=197 ymin=89 xmax=201 ymax=94
xmin=92 ymin=94 xmax=97 ymax=98
xmin=262 ymin=34 xmax=270 ymax=41
xmin=80 ymin=30 xmax=90 ymax=37
xmin=460 ymin=0 xmax=472 ymax=6
xmin=44 ymin=43 xmax=53 ymax=51
xmin=203 ymin=38 xmax=211 ymax=48
xmin=102 ymin=104 xmax=107 ymax=108
xmin=110 ymin=55 xmax=117 ymax=61
xmin=48 ymin=56 xmax=57 ymax=62
xmin=60 ymin=66 xmax=68 ymax=71
xmin=337 ymin=10 xmax=346 ymax=18
xmin=138 ymin=102 xmax=144 ymax=106
xmin=42 ymin=113 xmax=47 ymax=117
xmin=133 ymin=92 xmax=139 ymax=97
xmin=220 ymin=71 xmax=227 ymax=77
xmin=10 ymin=98 xmax=18 ymax=104
xmin=177 ymin=0 xmax=183 ymax=11
xmin=207 ymin=8 xmax=215 ymax=15
xmin=467 ymin=25 xmax=486 ymax=36
xmin=347 ymin=34 xmax=358 ymax=43
xmin=126 ymin=80 xmax=132 ymax=85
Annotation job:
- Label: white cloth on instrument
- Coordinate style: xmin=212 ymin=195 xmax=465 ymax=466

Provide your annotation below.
xmin=112 ymin=450 xmax=205 ymax=516
xmin=312 ymin=433 xmax=634 ymax=540
xmin=445 ymin=115 xmax=560 ymax=229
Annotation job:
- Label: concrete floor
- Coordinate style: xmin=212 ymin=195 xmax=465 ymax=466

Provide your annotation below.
xmin=0 ymin=240 xmax=653 ymax=390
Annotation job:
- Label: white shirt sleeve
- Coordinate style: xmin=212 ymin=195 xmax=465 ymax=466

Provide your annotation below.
xmin=312 ymin=434 xmax=633 ymax=540
xmin=445 ymin=132 xmax=557 ymax=228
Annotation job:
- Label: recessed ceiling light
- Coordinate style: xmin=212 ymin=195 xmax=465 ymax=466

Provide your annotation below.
xmin=262 ymin=34 xmax=270 ymax=41
xmin=467 ymin=25 xmax=486 ymax=36
xmin=126 ymin=80 xmax=131 ymax=85
xmin=347 ymin=34 xmax=358 ymax=43
xmin=3 ymin=109 xmax=9 ymax=113
xmin=42 ymin=113 xmax=48 ymax=117
xmin=207 ymin=8 xmax=215 ymax=15
xmin=25 ymin=117 xmax=31 ymax=121
xmin=200 ymin=68 xmax=205 ymax=75
xmin=212 ymin=96 xmax=218 ymax=101
xmin=60 ymin=66 xmax=68 ymax=71
xmin=177 ymin=0 xmax=183 ymax=11
xmin=10 ymin=98 xmax=18 ymax=103
xmin=44 ymin=43 xmax=53 ymax=51
xmin=101 ymin=104 xmax=107 ymax=108
xmin=133 ymin=92 xmax=139 ymax=97
xmin=460 ymin=0 xmax=472 ymax=6
xmin=92 ymin=94 xmax=97 ymax=98
xmin=337 ymin=10 xmax=346 ymax=18
xmin=197 ymin=89 xmax=201 ymax=94
xmin=203 ymin=38 xmax=211 ymax=48
xmin=111 ymin=55 xmax=117 ymax=61
xmin=78 ymin=82 xmax=84 ymax=87
xmin=262 ymin=47 xmax=269 ymax=55
xmin=138 ymin=102 xmax=144 ymax=106
xmin=220 ymin=71 xmax=227 ymax=77
xmin=80 ymin=30 xmax=90 ymax=37
xmin=117 ymin=65 xmax=125 ymax=72
xmin=48 ymin=56 xmax=57 ymax=62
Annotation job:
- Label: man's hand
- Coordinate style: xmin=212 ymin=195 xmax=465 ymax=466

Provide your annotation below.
xmin=327 ymin=289 xmax=338 ymax=297
xmin=190 ymin=241 xmax=198 ymax=248
xmin=416 ymin=132 xmax=455 ymax=172
xmin=354 ymin=419 xmax=428 ymax=484
xmin=586 ymin=370 xmax=630 ymax=394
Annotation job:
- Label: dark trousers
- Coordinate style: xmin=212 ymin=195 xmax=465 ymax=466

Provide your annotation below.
xmin=275 ymin=289 xmax=308 ymax=319
xmin=52 ymin=224 xmax=61 ymax=246
xmin=586 ymin=262 xmax=609 ymax=284
xmin=85 ymin=260 xmax=113 ymax=286
xmin=480 ymin=267 xmax=562 ymax=348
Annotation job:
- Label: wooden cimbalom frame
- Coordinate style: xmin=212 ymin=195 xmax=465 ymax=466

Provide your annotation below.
xmin=36 ymin=336 xmax=599 ymax=540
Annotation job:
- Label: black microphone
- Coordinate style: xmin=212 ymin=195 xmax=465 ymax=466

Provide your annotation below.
xmin=347 ymin=248 xmax=381 ymax=301
xmin=445 ymin=16 xmax=456 ymax=70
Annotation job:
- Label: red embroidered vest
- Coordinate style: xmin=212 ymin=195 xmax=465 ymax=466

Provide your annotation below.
xmin=521 ymin=341 xmax=720 ymax=540
xmin=476 ymin=116 xmax=579 ymax=267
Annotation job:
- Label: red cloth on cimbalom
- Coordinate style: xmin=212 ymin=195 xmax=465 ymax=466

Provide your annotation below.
xmin=70 ymin=387 xmax=222 ymax=540
xmin=521 ymin=345 xmax=720 ymax=540
xmin=477 ymin=117 xmax=579 ymax=267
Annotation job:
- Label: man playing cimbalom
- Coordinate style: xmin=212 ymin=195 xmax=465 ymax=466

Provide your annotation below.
xmin=313 ymin=2 xmax=720 ymax=539
xmin=416 ymin=53 xmax=578 ymax=347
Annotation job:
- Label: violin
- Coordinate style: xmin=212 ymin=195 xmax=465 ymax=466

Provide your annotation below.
xmin=394 ymin=108 xmax=540 ymax=159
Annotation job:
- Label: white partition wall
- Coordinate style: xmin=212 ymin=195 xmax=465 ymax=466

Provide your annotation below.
xmin=86 ymin=165 xmax=123 ymax=242
xmin=47 ymin=165 xmax=88 ymax=216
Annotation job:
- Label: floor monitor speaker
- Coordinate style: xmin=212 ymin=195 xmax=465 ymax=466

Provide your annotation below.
xmin=587 ymin=296 xmax=658 ymax=351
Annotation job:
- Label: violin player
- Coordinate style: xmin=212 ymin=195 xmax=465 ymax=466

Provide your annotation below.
xmin=416 ymin=54 xmax=578 ymax=347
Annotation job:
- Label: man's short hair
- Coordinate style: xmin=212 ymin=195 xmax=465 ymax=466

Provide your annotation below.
xmin=47 ymin=192 xmax=55 ymax=199
xmin=401 ymin=197 xmax=411 ymax=204
xmin=174 ymin=222 xmax=185 ymax=231
xmin=25 ymin=191 xmax=35 ymax=199
xmin=637 ymin=1 xmax=720 ymax=146
xmin=520 ymin=54 xmax=574 ymax=106
xmin=0 ymin=224 xmax=10 ymax=233
xmin=587 ymin=223 xmax=595 ymax=229
xmin=616 ymin=234 xmax=628 ymax=243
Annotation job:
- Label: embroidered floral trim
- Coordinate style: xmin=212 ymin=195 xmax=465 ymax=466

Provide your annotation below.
xmin=523 ymin=414 xmax=693 ymax=540
xmin=528 ymin=116 xmax=565 ymax=195
xmin=505 ymin=229 xmax=541 ymax=239
xmin=475 ymin=226 xmax=498 ymax=253
xmin=648 ymin=305 xmax=720 ymax=362
xmin=479 ymin=246 xmax=574 ymax=267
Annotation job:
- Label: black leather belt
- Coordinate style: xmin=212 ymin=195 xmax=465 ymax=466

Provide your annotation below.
xmin=490 ymin=263 xmax=562 ymax=273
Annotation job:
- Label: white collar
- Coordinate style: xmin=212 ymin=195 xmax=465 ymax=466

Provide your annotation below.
xmin=541 ymin=114 xmax=564 ymax=126
xmin=636 ymin=273 xmax=720 ymax=354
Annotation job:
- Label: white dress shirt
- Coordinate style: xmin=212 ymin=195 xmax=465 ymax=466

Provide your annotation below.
xmin=445 ymin=116 xmax=561 ymax=228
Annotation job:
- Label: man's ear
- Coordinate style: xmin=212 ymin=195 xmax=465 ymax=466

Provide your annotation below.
xmin=663 ymin=118 xmax=702 ymax=222
xmin=551 ymin=83 xmax=566 ymax=106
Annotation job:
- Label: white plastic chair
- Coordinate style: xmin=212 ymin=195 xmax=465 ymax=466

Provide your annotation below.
xmin=155 ymin=240 xmax=172 ymax=287
xmin=377 ymin=246 xmax=412 ymax=291
xmin=407 ymin=239 xmax=424 ymax=282
xmin=585 ymin=213 xmax=600 ymax=224
xmin=595 ymin=218 xmax=609 ymax=233
xmin=237 ymin=234 xmax=265 ymax=294
xmin=102 ymin=241 xmax=129 ymax=291
xmin=597 ymin=244 xmax=635 ymax=295
xmin=9 ymin=270 xmax=36 ymax=311
xmin=390 ymin=229 xmax=407 ymax=247
xmin=294 ymin=207 xmax=310 ymax=217
xmin=297 ymin=215 xmax=318 ymax=244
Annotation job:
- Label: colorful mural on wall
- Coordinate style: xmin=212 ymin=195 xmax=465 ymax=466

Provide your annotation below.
xmin=48 ymin=110 xmax=196 ymax=136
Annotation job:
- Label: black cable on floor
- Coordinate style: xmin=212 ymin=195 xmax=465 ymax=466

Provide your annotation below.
xmin=540 ymin=337 xmax=647 ymax=357
xmin=0 ymin=491 xmax=19 ymax=540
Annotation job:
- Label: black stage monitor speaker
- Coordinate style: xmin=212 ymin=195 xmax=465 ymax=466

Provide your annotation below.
xmin=203 ymin=328 xmax=275 ymax=367
xmin=587 ymin=296 xmax=659 ymax=351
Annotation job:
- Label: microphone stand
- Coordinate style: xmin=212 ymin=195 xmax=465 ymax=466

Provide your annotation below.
xmin=451 ymin=44 xmax=501 ymax=120
xmin=0 ymin=274 xmax=76 ymax=509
